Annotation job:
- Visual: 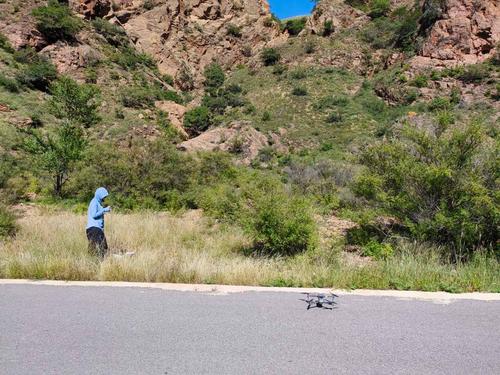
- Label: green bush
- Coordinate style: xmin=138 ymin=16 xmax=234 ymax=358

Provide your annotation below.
xmin=362 ymin=240 xmax=394 ymax=259
xmin=369 ymin=0 xmax=390 ymax=18
xmin=0 ymin=206 xmax=17 ymax=238
xmin=291 ymin=86 xmax=308 ymax=96
xmin=183 ymin=106 xmax=213 ymax=135
xmin=410 ymin=75 xmax=428 ymax=88
xmin=250 ymin=194 xmax=317 ymax=256
xmin=203 ymin=62 xmax=225 ymax=91
xmin=261 ymin=48 xmax=281 ymax=66
xmin=227 ymin=24 xmax=242 ymax=38
xmin=111 ymin=47 xmax=156 ymax=70
xmin=92 ymin=18 xmax=128 ymax=46
xmin=457 ymin=64 xmax=490 ymax=84
xmin=120 ymin=85 xmax=157 ymax=108
xmin=16 ymin=57 xmax=58 ymax=91
xmin=32 ymin=0 xmax=83 ymax=42
xmin=0 ymin=73 xmax=20 ymax=93
xmin=69 ymin=139 xmax=197 ymax=209
xmin=0 ymin=32 xmax=14 ymax=53
xmin=356 ymin=120 xmax=498 ymax=258
xmin=322 ymin=20 xmax=334 ymax=36
xmin=283 ymin=17 xmax=307 ymax=36
xmin=428 ymin=96 xmax=451 ymax=111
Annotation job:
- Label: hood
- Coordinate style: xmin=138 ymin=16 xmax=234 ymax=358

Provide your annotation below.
xmin=94 ymin=187 xmax=109 ymax=202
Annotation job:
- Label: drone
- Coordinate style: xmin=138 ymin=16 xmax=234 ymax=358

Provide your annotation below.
xmin=301 ymin=293 xmax=338 ymax=310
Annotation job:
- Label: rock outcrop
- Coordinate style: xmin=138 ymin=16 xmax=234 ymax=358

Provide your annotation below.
xmin=177 ymin=121 xmax=285 ymax=164
xmin=105 ymin=0 xmax=283 ymax=88
xmin=414 ymin=0 xmax=500 ymax=68
xmin=306 ymin=0 xmax=369 ymax=36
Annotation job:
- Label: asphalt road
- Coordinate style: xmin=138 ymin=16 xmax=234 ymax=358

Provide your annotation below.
xmin=1 ymin=284 xmax=499 ymax=375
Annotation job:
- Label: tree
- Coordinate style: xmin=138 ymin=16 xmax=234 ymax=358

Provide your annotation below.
xmin=22 ymin=122 xmax=87 ymax=196
xmin=49 ymin=76 xmax=101 ymax=127
xmin=20 ymin=77 xmax=101 ymax=196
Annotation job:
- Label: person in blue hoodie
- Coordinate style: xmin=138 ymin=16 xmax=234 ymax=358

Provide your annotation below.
xmin=86 ymin=187 xmax=111 ymax=259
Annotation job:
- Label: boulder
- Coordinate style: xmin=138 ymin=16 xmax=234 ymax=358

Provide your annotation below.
xmin=305 ymin=0 xmax=369 ymax=36
xmin=177 ymin=121 xmax=283 ymax=165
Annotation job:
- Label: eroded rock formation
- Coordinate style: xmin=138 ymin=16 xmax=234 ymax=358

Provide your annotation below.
xmin=414 ymin=0 xmax=500 ymax=67
xmin=109 ymin=0 xmax=283 ymax=87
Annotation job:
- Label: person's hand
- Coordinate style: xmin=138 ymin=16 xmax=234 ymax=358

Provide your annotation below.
xmin=104 ymin=206 xmax=111 ymax=213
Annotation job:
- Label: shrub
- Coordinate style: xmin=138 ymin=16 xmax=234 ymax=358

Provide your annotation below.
xmin=290 ymin=68 xmax=307 ymax=80
xmin=369 ymin=0 xmax=390 ymax=18
xmin=261 ymin=111 xmax=271 ymax=122
xmin=356 ymin=120 xmax=498 ymax=258
xmin=362 ymin=241 xmax=394 ymax=259
xmin=304 ymin=41 xmax=315 ymax=54
xmin=261 ymin=48 xmax=281 ymax=66
xmin=428 ymin=96 xmax=451 ymax=111
xmin=0 ymin=74 xmax=20 ymax=93
xmin=92 ymin=18 xmax=128 ymax=46
xmin=250 ymin=194 xmax=317 ymax=256
xmin=272 ymin=64 xmax=287 ymax=75
xmin=203 ymin=62 xmax=225 ymax=91
xmin=49 ymin=76 xmax=101 ymax=127
xmin=326 ymin=112 xmax=343 ymax=123
xmin=457 ymin=64 xmax=490 ymax=84
xmin=291 ymin=86 xmax=308 ymax=96
xmin=143 ymin=0 xmax=155 ymax=10
xmin=322 ymin=20 xmax=334 ymax=36
xmin=13 ymin=48 xmax=39 ymax=64
xmin=120 ymin=86 xmax=156 ymax=108
xmin=16 ymin=57 xmax=58 ymax=91
xmin=410 ymin=75 xmax=428 ymax=88
xmin=283 ymin=17 xmax=307 ymax=36
xmin=111 ymin=47 xmax=156 ymax=70
xmin=0 ymin=32 xmax=14 ymax=53
xmin=0 ymin=206 xmax=17 ymax=238
xmin=227 ymin=24 xmax=242 ymax=38
xmin=32 ymin=0 xmax=83 ymax=42
xmin=183 ymin=106 xmax=213 ymax=136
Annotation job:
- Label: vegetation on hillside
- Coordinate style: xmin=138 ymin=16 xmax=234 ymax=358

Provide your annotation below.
xmin=0 ymin=0 xmax=498 ymax=290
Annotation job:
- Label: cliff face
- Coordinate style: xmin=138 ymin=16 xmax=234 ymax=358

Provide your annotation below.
xmin=70 ymin=0 xmax=283 ymax=88
xmin=414 ymin=0 xmax=499 ymax=67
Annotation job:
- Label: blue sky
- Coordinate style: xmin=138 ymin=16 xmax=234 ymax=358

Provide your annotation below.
xmin=268 ymin=0 xmax=316 ymax=19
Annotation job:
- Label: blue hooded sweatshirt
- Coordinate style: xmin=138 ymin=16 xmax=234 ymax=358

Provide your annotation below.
xmin=87 ymin=187 xmax=110 ymax=230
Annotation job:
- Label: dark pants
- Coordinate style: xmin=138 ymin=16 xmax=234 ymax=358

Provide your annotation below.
xmin=86 ymin=227 xmax=108 ymax=259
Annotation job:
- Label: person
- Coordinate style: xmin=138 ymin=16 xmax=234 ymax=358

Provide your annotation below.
xmin=86 ymin=187 xmax=111 ymax=259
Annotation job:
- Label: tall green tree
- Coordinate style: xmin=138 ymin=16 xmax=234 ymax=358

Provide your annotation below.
xmin=22 ymin=122 xmax=87 ymax=196
xmin=49 ymin=76 xmax=101 ymax=128
xmin=21 ymin=77 xmax=101 ymax=196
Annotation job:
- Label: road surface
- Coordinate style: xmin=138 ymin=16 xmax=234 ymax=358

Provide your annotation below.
xmin=1 ymin=283 xmax=499 ymax=375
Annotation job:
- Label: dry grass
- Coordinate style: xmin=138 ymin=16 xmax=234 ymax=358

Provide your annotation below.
xmin=1 ymin=211 xmax=498 ymax=292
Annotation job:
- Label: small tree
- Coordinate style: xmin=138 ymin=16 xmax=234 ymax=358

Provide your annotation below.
xmin=22 ymin=122 xmax=87 ymax=196
xmin=49 ymin=76 xmax=101 ymax=127
xmin=32 ymin=0 xmax=83 ymax=42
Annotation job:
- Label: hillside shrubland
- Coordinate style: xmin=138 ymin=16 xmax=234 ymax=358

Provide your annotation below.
xmin=0 ymin=0 xmax=498 ymax=290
